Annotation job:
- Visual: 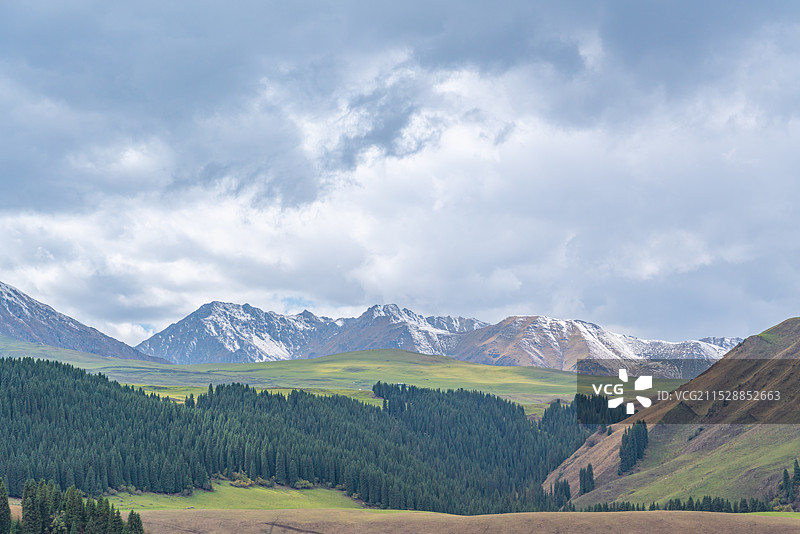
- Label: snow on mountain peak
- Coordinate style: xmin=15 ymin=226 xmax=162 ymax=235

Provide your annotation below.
xmin=137 ymin=301 xmax=740 ymax=370
xmin=0 ymin=280 xmax=165 ymax=363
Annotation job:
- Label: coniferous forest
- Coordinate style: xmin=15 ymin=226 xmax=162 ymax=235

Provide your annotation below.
xmin=3 ymin=478 xmax=145 ymax=534
xmin=0 ymin=358 xmax=591 ymax=515
xmin=618 ymin=420 xmax=648 ymax=474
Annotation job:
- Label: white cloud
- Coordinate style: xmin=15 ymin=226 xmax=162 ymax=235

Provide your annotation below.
xmin=2 ymin=4 xmax=800 ymax=346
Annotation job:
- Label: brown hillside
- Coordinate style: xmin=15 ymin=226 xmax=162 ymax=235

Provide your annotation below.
xmin=545 ymin=318 xmax=800 ymax=505
xmin=451 ymin=316 xmax=592 ymax=367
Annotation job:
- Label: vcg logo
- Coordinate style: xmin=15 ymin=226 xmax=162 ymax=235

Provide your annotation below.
xmin=592 ymin=368 xmax=653 ymax=415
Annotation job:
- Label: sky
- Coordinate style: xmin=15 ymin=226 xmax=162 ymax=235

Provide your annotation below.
xmin=1 ymin=1 xmax=799 ymax=346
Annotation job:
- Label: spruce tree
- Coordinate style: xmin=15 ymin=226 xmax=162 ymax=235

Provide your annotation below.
xmin=275 ymin=451 xmax=286 ymax=485
xmin=21 ymin=496 xmax=39 ymax=534
xmin=585 ymin=463 xmax=594 ymax=492
xmin=84 ymin=466 xmax=97 ymax=497
xmin=784 ymin=468 xmax=791 ymax=496
xmin=288 ymin=460 xmax=299 ymax=487
xmin=126 ymin=510 xmax=144 ymax=534
xmin=794 ymin=459 xmax=800 ymax=486
xmin=0 ymin=479 xmax=10 ymax=534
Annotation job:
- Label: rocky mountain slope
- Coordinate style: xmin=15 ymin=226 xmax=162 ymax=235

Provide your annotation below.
xmin=136 ymin=302 xmax=486 ymax=364
xmin=0 ymin=281 xmax=168 ymax=363
xmin=544 ymin=317 xmax=800 ymax=505
xmin=137 ymin=301 xmax=739 ymax=368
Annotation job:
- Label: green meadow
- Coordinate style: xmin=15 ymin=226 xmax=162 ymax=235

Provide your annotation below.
xmin=105 ymin=481 xmax=363 ymax=513
xmin=0 ymin=335 xmax=585 ymax=415
xmin=0 ymin=335 xmax=684 ymax=416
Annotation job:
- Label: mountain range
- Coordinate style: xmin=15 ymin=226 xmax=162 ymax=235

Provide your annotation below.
xmin=134 ymin=300 xmax=741 ymax=370
xmin=0 ymin=280 xmax=742 ymax=370
xmin=0 ymin=281 xmax=168 ymax=363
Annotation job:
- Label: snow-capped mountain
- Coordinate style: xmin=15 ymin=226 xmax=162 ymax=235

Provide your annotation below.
xmin=302 ymin=304 xmax=488 ymax=358
xmin=447 ymin=315 xmax=737 ymax=371
xmin=699 ymin=337 xmax=742 ymax=352
xmin=136 ymin=301 xmax=337 ymax=364
xmin=137 ymin=301 xmax=741 ymax=371
xmin=137 ymin=303 xmax=487 ymax=364
xmin=0 ymin=281 xmax=168 ymax=363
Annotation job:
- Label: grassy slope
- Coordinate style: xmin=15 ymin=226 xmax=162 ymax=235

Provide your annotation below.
xmin=549 ymin=318 xmax=800 ymax=506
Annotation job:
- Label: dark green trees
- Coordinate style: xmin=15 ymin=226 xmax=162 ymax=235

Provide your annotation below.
xmin=618 ymin=421 xmax=648 ymax=474
xmin=18 ymin=479 xmax=137 ymax=534
xmin=579 ymin=464 xmax=594 ymax=495
xmin=783 ymin=465 xmax=796 ymax=502
xmin=0 ymin=358 xmax=593 ymax=515
xmin=0 ymin=478 xmax=10 ymax=534
xmin=125 ymin=510 xmax=144 ymax=534
xmin=793 ymin=459 xmax=800 ymax=486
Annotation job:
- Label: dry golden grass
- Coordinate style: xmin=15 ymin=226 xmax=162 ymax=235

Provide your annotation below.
xmin=138 ymin=508 xmax=800 ymax=534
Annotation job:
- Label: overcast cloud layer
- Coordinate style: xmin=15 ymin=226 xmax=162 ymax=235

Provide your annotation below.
xmin=2 ymin=2 xmax=799 ymax=345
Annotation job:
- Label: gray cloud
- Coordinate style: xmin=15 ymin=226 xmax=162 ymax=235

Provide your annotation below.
xmin=1 ymin=2 xmax=799 ymax=345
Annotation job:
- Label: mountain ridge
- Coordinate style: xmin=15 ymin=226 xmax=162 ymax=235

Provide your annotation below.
xmin=0 ymin=281 xmax=169 ymax=364
xmin=544 ymin=317 xmax=800 ymax=505
xmin=136 ymin=300 xmax=740 ymax=369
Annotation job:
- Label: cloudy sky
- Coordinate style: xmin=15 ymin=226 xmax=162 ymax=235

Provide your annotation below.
xmin=1 ymin=1 xmax=799 ymax=345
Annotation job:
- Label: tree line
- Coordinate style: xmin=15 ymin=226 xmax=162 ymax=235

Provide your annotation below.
xmin=0 ymin=358 xmax=593 ymax=515
xmin=618 ymin=420 xmax=648 ymax=474
xmin=581 ymin=496 xmax=772 ymax=513
xmin=0 ymin=477 xmax=145 ymax=534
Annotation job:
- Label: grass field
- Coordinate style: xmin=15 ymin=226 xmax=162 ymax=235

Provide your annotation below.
xmin=105 ymin=480 xmax=362 ymax=514
xmin=0 ymin=336 xmax=588 ymax=415
xmin=136 ymin=509 xmax=800 ymax=534
xmin=0 ymin=335 xmax=686 ymax=416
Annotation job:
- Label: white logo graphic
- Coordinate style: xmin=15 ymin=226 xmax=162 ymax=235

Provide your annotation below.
xmin=607 ymin=369 xmax=652 ymax=415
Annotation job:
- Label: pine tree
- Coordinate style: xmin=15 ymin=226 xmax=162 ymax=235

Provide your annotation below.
xmin=794 ymin=459 xmax=800 ymax=486
xmin=288 ymin=460 xmax=299 ymax=487
xmin=275 ymin=451 xmax=286 ymax=485
xmin=0 ymin=479 xmax=10 ymax=534
xmin=126 ymin=510 xmax=144 ymax=534
xmin=579 ymin=466 xmax=591 ymax=495
xmin=84 ymin=466 xmax=98 ymax=496
xmin=619 ymin=422 xmax=648 ymax=474
xmin=21 ymin=495 xmax=39 ymax=534
xmin=585 ymin=464 xmax=594 ymax=492
xmin=111 ymin=509 xmax=124 ymax=534
xmin=784 ymin=468 xmax=791 ymax=496
xmin=739 ymin=498 xmax=749 ymax=513
xmin=63 ymin=487 xmax=83 ymax=533
xmin=161 ymin=459 xmax=176 ymax=494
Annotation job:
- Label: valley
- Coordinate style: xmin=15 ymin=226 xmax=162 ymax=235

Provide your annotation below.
xmin=1 ymin=281 xmax=798 ymax=532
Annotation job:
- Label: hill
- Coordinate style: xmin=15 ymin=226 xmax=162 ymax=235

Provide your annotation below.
xmin=0 ymin=357 xmax=586 ymax=514
xmin=136 ymin=301 xmax=737 ymax=369
xmin=0 ymin=334 xmax=582 ymax=414
xmin=0 ymin=281 xmax=168 ymax=363
xmin=545 ymin=317 xmax=800 ymax=506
